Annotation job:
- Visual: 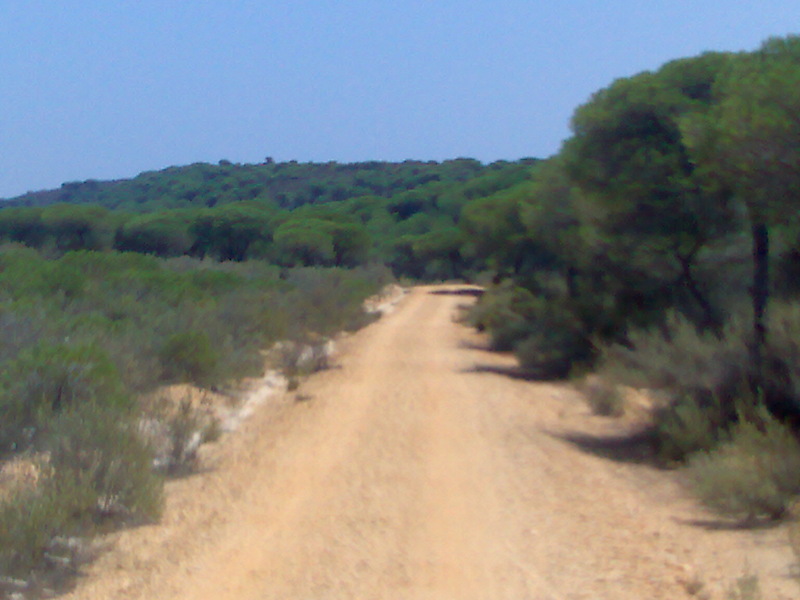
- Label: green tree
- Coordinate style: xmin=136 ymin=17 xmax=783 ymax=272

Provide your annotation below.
xmin=41 ymin=204 xmax=116 ymax=252
xmin=410 ymin=226 xmax=466 ymax=279
xmin=272 ymin=219 xmax=335 ymax=267
xmin=327 ymin=222 xmax=371 ymax=267
xmin=563 ymin=52 xmax=734 ymax=330
xmin=682 ymin=36 xmax=800 ymax=382
xmin=189 ymin=203 xmax=273 ymax=261
xmin=115 ymin=212 xmax=192 ymax=257
xmin=460 ymin=183 xmax=539 ymax=277
xmin=0 ymin=207 xmax=47 ymax=248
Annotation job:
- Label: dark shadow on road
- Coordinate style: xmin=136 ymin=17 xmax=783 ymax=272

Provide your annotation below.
xmin=673 ymin=515 xmax=784 ymax=531
xmin=547 ymin=427 xmax=660 ymax=466
xmin=458 ymin=340 xmax=491 ymax=351
xmin=428 ymin=287 xmax=484 ymax=297
xmin=463 ymin=364 xmax=545 ymax=381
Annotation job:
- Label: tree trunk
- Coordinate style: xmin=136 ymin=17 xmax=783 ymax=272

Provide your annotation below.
xmin=566 ymin=266 xmax=578 ymax=300
xmin=677 ymin=252 xmax=719 ymax=333
xmin=751 ymin=221 xmax=769 ymax=392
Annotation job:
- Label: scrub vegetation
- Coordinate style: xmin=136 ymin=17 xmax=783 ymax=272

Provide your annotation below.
xmin=0 ymin=249 xmax=386 ymax=592
xmin=3 ymin=33 xmax=800 ymax=594
xmin=467 ymin=35 xmax=800 ymax=523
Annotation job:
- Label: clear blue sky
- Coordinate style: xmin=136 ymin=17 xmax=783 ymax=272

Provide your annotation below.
xmin=1 ymin=1 xmax=797 ymax=198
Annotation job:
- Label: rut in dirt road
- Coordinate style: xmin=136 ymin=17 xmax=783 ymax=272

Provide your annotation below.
xmin=65 ymin=285 xmax=797 ymax=600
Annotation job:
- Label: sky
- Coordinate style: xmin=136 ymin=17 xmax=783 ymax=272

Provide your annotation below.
xmin=0 ymin=1 xmax=798 ymax=199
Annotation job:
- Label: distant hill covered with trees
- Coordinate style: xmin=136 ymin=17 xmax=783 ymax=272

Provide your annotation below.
xmin=0 ymin=158 xmax=539 ymax=279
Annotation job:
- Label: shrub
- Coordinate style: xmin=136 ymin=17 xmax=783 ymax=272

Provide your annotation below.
xmin=164 ymin=399 xmax=202 ymax=475
xmin=598 ymin=309 xmax=750 ymax=396
xmin=0 ymin=474 xmax=69 ymax=580
xmin=201 ymin=415 xmax=223 ymax=444
xmin=158 ymin=330 xmax=218 ymax=386
xmin=726 ymin=572 xmax=762 ymax=600
xmin=467 ymin=283 xmax=537 ymax=334
xmin=653 ymin=394 xmax=731 ymax=463
xmin=269 ymin=339 xmax=332 ymax=389
xmin=469 ymin=282 xmax=593 ymax=377
xmin=581 ymin=376 xmax=625 ymax=417
xmin=44 ymin=403 xmax=163 ymax=524
xmin=758 ymin=301 xmax=800 ymax=422
xmin=281 ymin=267 xmax=381 ymax=336
xmin=489 ymin=318 xmax=537 ymax=352
xmin=686 ymin=408 xmax=800 ymax=521
xmin=0 ymin=342 xmax=126 ymax=453
xmin=0 ymin=404 xmax=162 ymax=584
xmin=514 ymin=305 xmax=592 ymax=379
xmin=599 ymin=303 xmax=800 ymax=461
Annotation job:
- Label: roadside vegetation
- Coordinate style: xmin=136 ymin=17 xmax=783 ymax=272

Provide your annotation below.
xmin=4 ymin=31 xmax=800 ymax=594
xmin=466 ymin=35 xmax=800 ymax=524
xmin=0 ymin=158 xmax=538 ymax=281
xmin=0 ymin=247 xmax=386 ymax=595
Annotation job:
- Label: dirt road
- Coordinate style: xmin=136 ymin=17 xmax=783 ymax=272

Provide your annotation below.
xmin=65 ymin=285 xmax=796 ymax=599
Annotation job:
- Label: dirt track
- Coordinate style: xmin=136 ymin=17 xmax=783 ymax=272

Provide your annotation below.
xmin=65 ymin=285 xmax=796 ymax=599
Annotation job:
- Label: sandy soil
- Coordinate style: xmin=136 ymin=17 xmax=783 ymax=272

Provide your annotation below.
xmin=62 ymin=285 xmax=798 ymax=599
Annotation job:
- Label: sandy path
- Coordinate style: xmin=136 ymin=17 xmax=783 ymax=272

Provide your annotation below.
xmin=64 ymin=285 xmax=797 ymax=599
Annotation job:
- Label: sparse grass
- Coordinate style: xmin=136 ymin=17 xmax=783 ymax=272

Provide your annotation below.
xmin=269 ymin=339 xmax=332 ymax=388
xmin=726 ymin=570 xmax=762 ymax=600
xmin=681 ymin=566 xmax=764 ymax=599
xmin=201 ymin=415 xmax=223 ymax=444
xmin=164 ymin=399 xmax=202 ymax=475
xmin=140 ymin=393 xmax=214 ymax=475
xmin=682 ymin=574 xmax=709 ymax=598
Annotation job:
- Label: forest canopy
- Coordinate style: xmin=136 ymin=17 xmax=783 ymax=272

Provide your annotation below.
xmin=0 ymin=158 xmax=540 ymax=279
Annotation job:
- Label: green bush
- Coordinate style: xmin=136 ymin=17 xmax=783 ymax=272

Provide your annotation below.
xmin=581 ymin=377 xmax=625 ymax=417
xmin=653 ymin=394 xmax=731 ymax=463
xmin=599 ymin=303 xmax=800 ymax=462
xmin=0 ymin=247 xmax=386 ymax=589
xmin=686 ymin=408 xmax=800 ymax=521
xmin=165 ymin=399 xmax=202 ymax=475
xmin=44 ymin=403 xmax=163 ymax=524
xmin=598 ymin=311 xmax=751 ymax=461
xmin=0 ymin=474 xmax=69 ymax=580
xmin=513 ymin=302 xmax=592 ymax=379
xmin=158 ymin=331 xmax=218 ymax=386
xmin=598 ymin=309 xmax=750 ymax=396
xmin=468 ymin=283 xmax=593 ymax=375
xmin=758 ymin=301 xmax=800 ymax=422
xmin=281 ymin=267 xmax=382 ymax=336
xmin=489 ymin=318 xmax=537 ymax=352
xmin=514 ymin=326 xmax=589 ymax=379
xmin=0 ymin=404 xmax=162 ymax=583
xmin=0 ymin=342 xmax=126 ymax=453
xmin=467 ymin=283 xmax=537 ymax=334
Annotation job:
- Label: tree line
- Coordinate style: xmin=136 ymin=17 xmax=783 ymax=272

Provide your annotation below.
xmin=0 ymin=158 xmax=538 ymax=279
xmin=468 ymin=35 xmax=800 ymax=521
